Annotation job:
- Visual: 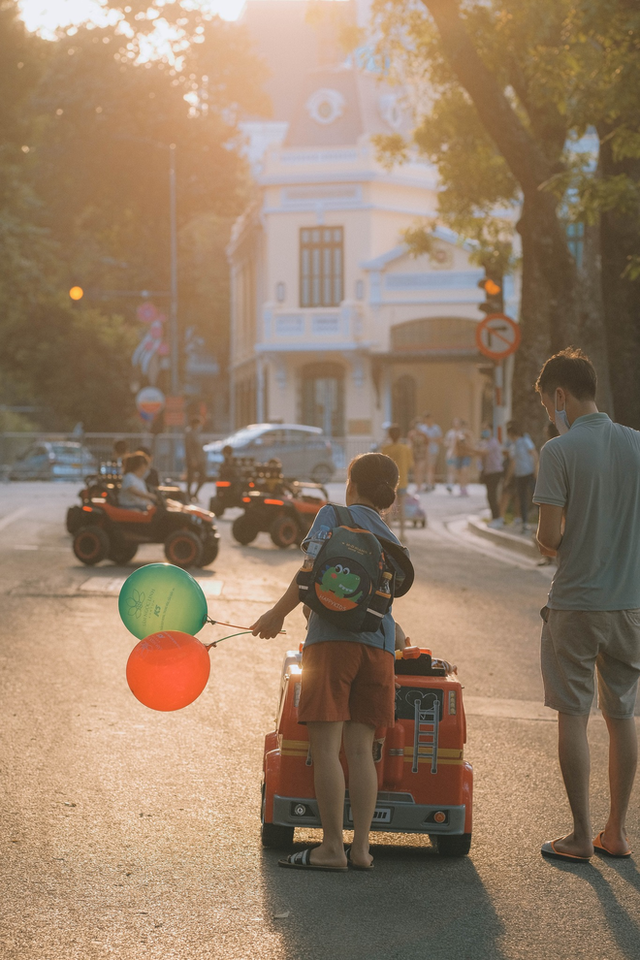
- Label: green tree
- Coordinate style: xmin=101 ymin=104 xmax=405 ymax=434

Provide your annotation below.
xmin=0 ymin=0 xmax=269 ymax=431
xmin=373 ymin=0 xmax=639 ymax=428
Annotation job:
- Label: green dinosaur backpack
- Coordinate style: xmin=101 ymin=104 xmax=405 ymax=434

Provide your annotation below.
xmin=296 ymin=505 xmax=414 ymax=633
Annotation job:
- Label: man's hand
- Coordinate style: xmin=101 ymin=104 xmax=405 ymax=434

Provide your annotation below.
xmin=251 ymin=608 xmax=285 ymax=639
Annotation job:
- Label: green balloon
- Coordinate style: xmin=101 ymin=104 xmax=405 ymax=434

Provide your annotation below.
xmin=118 ymin=563 xmax=208 ymax=640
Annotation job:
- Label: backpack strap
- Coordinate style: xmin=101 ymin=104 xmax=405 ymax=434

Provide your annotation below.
xmin=330 ymin=503 xmax=355 ymax=528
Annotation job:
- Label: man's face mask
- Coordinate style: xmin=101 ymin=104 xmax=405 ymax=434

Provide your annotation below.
xmin=554 ymin=391 xmax=570 ymax=435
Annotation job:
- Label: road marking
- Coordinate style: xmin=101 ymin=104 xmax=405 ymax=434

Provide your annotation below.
xmin=0 ymin=507 xmax=29 ymax=533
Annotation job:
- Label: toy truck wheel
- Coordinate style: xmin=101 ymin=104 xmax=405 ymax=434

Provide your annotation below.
xmin=261 ymin=821 xmax=295 ymax=849
xmin=199 ymin=533 xmax=219 ymax=566
xmin=73 ymin=526 xmax=110 ymax=565
xmin=164 ymin=529 xmax=203 ymax=568
xmin=108 ymin=542 xmax=138 ymax=564
xmin=431 ymin=833 xmax=472 ymax=857
xmin=270 ymin=515 xmax=299 ymax=548
xmin=232 ymin=515 xmax=258 ymax=545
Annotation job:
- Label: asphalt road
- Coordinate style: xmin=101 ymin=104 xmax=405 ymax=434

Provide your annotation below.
xmin=1 ymin=482 xmax=639 ymax=960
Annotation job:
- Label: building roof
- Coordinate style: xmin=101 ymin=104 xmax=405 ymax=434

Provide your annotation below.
xmin=239 ymin=0 xmax=355 ymax=122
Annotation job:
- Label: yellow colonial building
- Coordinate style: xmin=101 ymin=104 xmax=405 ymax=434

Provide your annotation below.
xmin=228 ymin=1 xmax=518 ymax=457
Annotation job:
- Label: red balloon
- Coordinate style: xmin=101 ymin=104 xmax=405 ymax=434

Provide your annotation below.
xmin=126 ymin=631 xmax=211 ymax=712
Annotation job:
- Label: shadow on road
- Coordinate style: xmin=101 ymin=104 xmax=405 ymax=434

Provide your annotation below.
xmin=258 ymin=842 xmax=507 ymax=960
xmin=545 ymin=858 xmax=640 ymax=959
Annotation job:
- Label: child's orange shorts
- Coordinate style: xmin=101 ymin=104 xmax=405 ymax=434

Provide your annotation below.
xmin=297 ymin=640 xmax=395 ymax=728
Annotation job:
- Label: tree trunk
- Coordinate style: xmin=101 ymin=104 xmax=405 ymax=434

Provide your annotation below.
xmin=598 ymin=143 xmax=640 ymax=428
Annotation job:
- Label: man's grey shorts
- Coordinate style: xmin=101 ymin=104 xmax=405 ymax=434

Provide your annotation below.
xmin=540 ymin=607 xmax=640 ymax=718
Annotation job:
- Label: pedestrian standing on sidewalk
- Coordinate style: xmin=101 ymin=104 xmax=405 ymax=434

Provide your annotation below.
xmin=420 ymin=413 xmax=442 ymax=492
xmin=506 ymin=421 xmax=538 ymax=532
xmin=407 ymin=418 xmax=428 ymax=492
xmin=250 ymin=453 xmax=412 ymax=872
xmin=477 ymin=426 xmax=503 ymax=523
xmin=444 ymin=418 xmax=461 ymax=493
xmin=453 ymin=421 xmax=475 ymax=497
xmin=184 ymin=417 xmax=207 ymax=501
xmin=534 ymin=348 xmax=640 ymax=863
xmin=381 ymin=425 xmax=413 ymax=539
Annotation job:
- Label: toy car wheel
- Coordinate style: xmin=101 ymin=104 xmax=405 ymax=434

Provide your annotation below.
xmin=430 ymin=833 xmax=472 ymax=857
xmin=108 ymin=542 xmax=138 ymax=565
xmin=164 ymin=529 xmax=203 ymax=568
xmin=232 ymin=515 xmax=259 ymax=545
xmin=270 ymin=515 xmax=299 ymax=549
xmin=261 ymin=821 xmax=295 ymax=849
xmin=199 ymin=533 xmax=219 ymax=566
xmin=310 ymin=463 xmax=332 ymax=484
xmin=73 ymin=526 xmax=110 ymax=565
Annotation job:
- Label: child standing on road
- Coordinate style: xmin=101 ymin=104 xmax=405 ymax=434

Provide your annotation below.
xmin=251 ymin=453 xmax=411 ymax=872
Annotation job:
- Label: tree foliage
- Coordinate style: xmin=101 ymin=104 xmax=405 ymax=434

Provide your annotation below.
xmin=0 ymin=0 xmax=269 ymax=430
xmin=372 ymin=0 xmax=640 ymax=428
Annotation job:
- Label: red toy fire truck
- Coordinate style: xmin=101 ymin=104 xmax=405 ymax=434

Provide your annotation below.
xmin=261 ymin=646 xmax=473 ymax=856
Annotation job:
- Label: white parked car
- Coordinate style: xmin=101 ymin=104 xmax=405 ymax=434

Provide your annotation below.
xmin=204 ymin=424 xmax=335 ymax=484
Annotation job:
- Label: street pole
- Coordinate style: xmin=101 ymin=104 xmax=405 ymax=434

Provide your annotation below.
xmin=168 ymin=143 xmax=179 ymax=397
xmin=494 ymin=360 xmax=504 ymax=442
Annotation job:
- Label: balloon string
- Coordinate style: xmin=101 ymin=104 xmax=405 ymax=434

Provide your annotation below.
xmin=205 ymin=631 xmax=252 ymax=650
xmin=205 ymin=615 xmax=286 ymax=635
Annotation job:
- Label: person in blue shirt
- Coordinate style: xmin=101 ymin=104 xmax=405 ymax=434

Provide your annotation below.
xmin=251 ymin=453 xmax=411 ymax=872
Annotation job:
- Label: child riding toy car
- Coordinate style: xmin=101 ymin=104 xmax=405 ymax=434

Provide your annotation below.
xmin=67 ymin=481 xmax=220 ymax=568
xmin=261 ymin=645 xmax=472 ymax=856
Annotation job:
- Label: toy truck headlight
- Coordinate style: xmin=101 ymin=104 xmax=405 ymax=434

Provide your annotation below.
xmin=448 ymin=691 xmax=457 ymax=715
xmin=293 ymin=804 xmax=308 ymax=817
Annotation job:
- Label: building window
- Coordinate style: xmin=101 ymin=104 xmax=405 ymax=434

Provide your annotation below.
xmin=300 ymin=227 xmax=344 ymax=308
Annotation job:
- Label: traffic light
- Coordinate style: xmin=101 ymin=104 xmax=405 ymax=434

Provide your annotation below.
xmin=69 ymin=286 xmax=84 ymax=302
xmin=477 ymin=271 xmax=503 ymax=315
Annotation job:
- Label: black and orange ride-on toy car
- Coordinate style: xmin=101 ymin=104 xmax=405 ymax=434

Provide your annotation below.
xmin=261 ymin=645 xmax=473 ymax=856
xmin=232 ymin=482 xmax=328 ymax=549
xmin=67 ymin=482 xmax=220 ymax=568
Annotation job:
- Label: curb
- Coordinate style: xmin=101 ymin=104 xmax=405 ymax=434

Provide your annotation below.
xmin=467 ymin=515 xmax=540 ymax=561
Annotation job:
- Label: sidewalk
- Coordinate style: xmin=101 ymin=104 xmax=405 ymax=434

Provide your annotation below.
xmin=467 ymin=514 xmax=542 ymax=562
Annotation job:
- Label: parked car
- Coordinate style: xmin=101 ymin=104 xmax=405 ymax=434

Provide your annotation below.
xmin=204 ymin=424 xmax=335 ymax=484
xmin=9 ymin=441 xmax=97 ymax=481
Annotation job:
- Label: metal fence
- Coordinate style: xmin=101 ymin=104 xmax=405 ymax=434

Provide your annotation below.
xmin=0 ymin=431 xmax=376 ymax=482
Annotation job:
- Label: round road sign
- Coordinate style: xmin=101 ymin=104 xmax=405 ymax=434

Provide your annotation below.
xmin=476 ymin=313 xmax=521 ymax=360
xmin=136 ymin=386 xmax=165 ymax=422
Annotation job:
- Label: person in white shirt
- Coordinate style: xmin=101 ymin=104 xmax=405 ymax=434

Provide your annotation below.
xmin=419 ymin=413 xmax=442 ymax=491
xmin=443 ymin=418 xmax=461 ymax=493
xmin=119 ymin=454 xmax=158 ymax=510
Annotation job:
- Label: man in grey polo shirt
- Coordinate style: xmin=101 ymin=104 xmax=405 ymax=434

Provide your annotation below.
xmin=534 ymin=348 xmax=640 ymax=863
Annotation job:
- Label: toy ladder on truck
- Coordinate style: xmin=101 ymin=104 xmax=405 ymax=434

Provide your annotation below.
xmin=413 ymin=698 xmax=439 ymax=775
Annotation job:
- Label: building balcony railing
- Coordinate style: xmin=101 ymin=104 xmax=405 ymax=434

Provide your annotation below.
xmin=259 ymin=303 xmax=366 ymax=352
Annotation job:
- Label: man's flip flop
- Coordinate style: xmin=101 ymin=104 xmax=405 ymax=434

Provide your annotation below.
xmin=541 ymin=839 xmax=592 ymax=863
xmin=346 ymin=847 xmax=373 ymax=871
xmin=593 ymin=831 xmax=632 ymax=859
xmin=278 ymin=848 xmax=348 ymax=872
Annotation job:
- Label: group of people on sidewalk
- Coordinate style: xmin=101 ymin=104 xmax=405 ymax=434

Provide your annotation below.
xmin=251 ymin=348 xmax=639 ymax=870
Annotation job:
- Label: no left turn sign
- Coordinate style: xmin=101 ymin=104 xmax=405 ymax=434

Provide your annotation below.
xmin=476 ymin=313 xmax=521 ymax=360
